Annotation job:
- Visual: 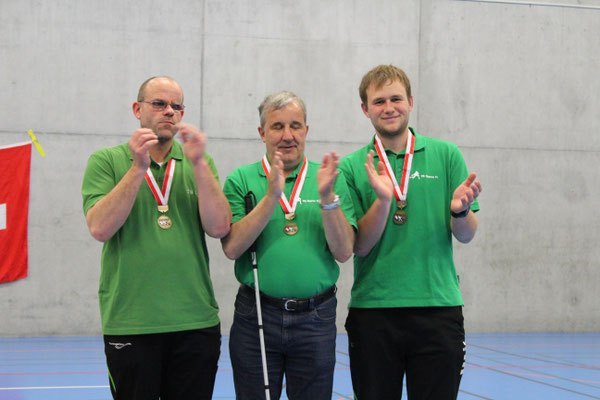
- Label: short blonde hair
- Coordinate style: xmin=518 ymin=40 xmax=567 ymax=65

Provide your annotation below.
xmin=359 ymin=65 xmax=411 ymax=106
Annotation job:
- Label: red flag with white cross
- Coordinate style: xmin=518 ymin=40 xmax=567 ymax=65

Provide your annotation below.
xmin=0 ymin=142 xmax=32 ymax=283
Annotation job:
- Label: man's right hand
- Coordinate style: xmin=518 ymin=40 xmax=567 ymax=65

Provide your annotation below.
xmin=353 ymin=150 xmax=395 ymax=256
xmin=221 ymin=151 xmax=285 ymax=260
xmin=365 ymin=150 xmax=394 ymax=202
xmin=266 ymin=151 xmax=285 ymax=200
xmin=128 ymin=128 xmax=158 ymax=170
xmin=86 ymin=131 xmax=155 ymax=242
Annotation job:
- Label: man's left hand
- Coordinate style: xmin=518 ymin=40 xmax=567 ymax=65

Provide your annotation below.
xmin=177 ymin=123 xmax=206 ymax=165
xmin=317 ymin=151 xmax=340 ymax=203
xmin=451 ymin=172 xmax=482 ymax=213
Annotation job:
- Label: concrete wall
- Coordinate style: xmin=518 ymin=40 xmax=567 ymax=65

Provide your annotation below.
xmin=1 ymin=0 xmax=598 ymax=336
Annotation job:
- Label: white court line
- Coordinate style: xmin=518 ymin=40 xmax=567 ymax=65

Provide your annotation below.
xmin=0 ymin=385 xmax=109 ymax=390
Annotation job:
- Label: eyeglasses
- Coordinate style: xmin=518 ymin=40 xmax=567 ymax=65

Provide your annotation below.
xmin=140 ymin=100 xmax=185 ymax=112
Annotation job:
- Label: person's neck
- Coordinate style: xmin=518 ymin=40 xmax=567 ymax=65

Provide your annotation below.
xmin=283 ymin=157 xmax=304 ymax=178
xmin=149 ymin=140 xmax=173 ymax=164
xmin=376 ymin=129 xmax=409 ymax=154
xmin=283 ymin=162 xmax=300 ymax=178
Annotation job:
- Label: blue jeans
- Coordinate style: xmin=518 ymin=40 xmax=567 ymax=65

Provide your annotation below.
xmin=229 ymin=286 xmax=337 ymax=400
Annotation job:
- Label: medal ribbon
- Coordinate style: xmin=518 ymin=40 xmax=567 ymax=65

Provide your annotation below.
xmin=145 ymin=158 xmax=176 ymax=206
xmin=261 ymin=155 xmax=308 ymax=214
xmin=373 ymin=131 xmax=415 ymax=202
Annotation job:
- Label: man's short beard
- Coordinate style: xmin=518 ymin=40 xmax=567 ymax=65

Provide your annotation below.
xmin=377 ymin=126 xmax=404 ymax=138
xmin=154 ymin=129 xmax=174 ymax=144
xmin=376 ymin=120 xmax=409 ymax=139
xmin=156 ymin=135 xmax=171 ymax=144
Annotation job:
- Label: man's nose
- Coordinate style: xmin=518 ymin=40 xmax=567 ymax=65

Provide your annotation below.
xmin=282 ymin=126 xmax=294 ymax=140
xmin=163 ymin=104 xmax=175 ymax=116
xmin=383 ymin=100 xmax=394 ymax=113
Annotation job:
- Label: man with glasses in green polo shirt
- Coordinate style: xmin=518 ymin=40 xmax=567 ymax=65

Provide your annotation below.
xmin=81 ymin=76 xmax=231 ymax=400
xmin=221 ymin=91 xmax=356 ymax=399
xmin=339 ymin=65 xmax=482 ymax=399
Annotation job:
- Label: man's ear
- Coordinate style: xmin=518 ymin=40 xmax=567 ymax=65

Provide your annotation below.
xmin=132 ymin=102 xmax=141 ymax=120
xmin=361 ymin=103 xmax=369 ymax=118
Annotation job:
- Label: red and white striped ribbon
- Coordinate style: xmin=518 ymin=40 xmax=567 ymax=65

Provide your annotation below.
xmin=145 ymin=158 xmax=176 ymax=206
xmin=373 ymin=132 xmax=415 ymax=202
xmin=262 ymin=155 xmax=308 ymax=214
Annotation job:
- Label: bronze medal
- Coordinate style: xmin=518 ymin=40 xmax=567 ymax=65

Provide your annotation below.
xmin=393 ymin=209 xmax=407 ymax=225
xmin=157 ymin=214 xmax=172 ymax=230
xmin=157 ymin=205 xmax=171 ymax=229
xmin=284 ymin=212 xmax=297 ymax=235
xmin=284 ymin=221 xmax=298 ymax=236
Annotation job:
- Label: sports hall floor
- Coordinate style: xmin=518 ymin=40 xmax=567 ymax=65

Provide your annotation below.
xmin=1 ymin=333 xmax=599 ymax=399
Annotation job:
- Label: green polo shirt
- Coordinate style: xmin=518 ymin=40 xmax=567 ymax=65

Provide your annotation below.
xmin=82 ymin=141 xmax=220 ymax=335
xmin=223 ymin=158 xmax=357 ymax=299
xmin=339 ymin=128 xmax=480 ymax=308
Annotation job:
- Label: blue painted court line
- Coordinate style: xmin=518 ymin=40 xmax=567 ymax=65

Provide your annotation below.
xmin=0 ymin=333 xmax=598 ymax=399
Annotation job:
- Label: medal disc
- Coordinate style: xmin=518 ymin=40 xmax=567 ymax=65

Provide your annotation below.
xmin=393 ymin=209 xmax=407 ymax=225
xmin=157 ymin=215 xmax=172 ymax=230
xmin=284 ymin=221 xmax=298 ymax=236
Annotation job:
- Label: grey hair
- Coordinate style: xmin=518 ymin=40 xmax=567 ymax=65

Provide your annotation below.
xmin=258 ymin=91 xmax=307 ymax=128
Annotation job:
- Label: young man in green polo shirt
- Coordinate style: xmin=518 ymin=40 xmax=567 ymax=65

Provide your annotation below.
xmin=81 ymin=76 xmax=231 ymax=400
xmin=339 ymin=65 xmax=482 ymax=399
xmin=221 ymin=91 xmax=356 ymax=399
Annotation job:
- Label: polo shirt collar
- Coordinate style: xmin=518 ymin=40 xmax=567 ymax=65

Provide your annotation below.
xmin=369 ymin=127 xmax=425 ymax=158
xmin=164 ymin=140 xmax=184 ymax=162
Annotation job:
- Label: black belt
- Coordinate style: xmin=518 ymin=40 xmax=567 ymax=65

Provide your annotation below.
xmin=240 ymin=284 xmax=336 ymax=312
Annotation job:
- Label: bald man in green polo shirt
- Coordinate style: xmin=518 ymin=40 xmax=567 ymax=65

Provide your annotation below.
xmin=82 ymin=76 xmax=231 ymax=400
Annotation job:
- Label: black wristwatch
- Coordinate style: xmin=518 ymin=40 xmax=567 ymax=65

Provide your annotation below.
xmin=451 ymin=208 xmax=470 ymax=218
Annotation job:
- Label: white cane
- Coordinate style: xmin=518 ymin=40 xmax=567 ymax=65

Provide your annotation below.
xmin=245 ymin=191 xmax=271 ymax=400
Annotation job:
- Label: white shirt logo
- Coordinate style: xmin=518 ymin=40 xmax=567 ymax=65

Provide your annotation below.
xmin=296 ymin=196 xmax=320 ymax=205
xmin=410 ymin=170 xmax=438 ymax=180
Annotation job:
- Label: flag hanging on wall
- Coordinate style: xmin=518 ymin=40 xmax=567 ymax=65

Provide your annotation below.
xmin=0 ymin=142 xmax=32 ymax=284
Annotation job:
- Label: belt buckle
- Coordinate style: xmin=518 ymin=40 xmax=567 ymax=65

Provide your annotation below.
xmin=284 ymin=299 xmax=297 ymax=311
